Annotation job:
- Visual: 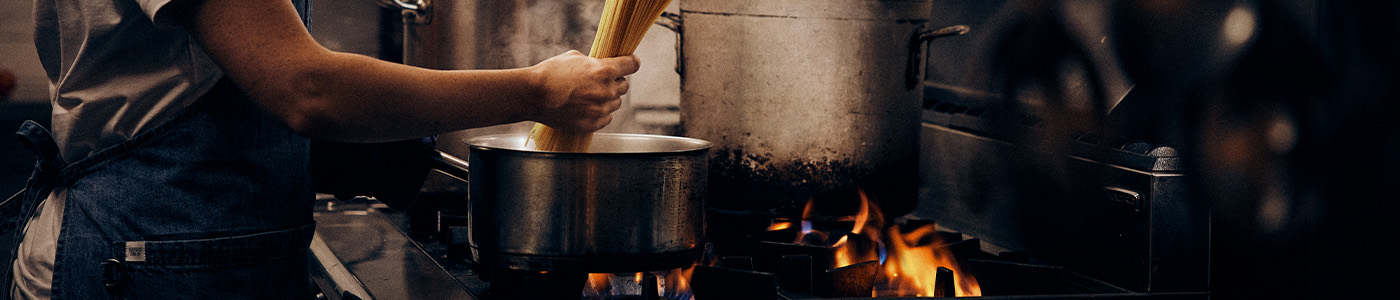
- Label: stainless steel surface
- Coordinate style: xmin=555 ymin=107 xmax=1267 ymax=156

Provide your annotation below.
xmin=673 ymin=0 xmax=961 ymax=217
xmin=308 ymin=233 xmax=373 ymax=300
xmin=916 ymin=115 xmax=1206 ymax=292
xmin=311 ymin=205 xmax=479 ymax=300
xmin=465 ymin=133 xmax=712 ymax=272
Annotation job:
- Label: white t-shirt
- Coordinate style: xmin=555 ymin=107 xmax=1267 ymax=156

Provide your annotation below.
xmin=14 ymin=0 xmax=222 ymax=298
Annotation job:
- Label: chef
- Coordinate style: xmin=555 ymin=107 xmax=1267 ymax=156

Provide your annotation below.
xmin=2 ymin=0 xmax=639 ymax=299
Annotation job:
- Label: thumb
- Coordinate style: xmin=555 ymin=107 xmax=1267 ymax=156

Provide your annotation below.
xmin=599 ymin=55 xmax=641 ymax=77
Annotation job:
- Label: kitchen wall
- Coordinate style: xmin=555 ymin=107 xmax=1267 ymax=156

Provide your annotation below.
xmin=309 ymin=0 xmax=386 ymax=59
xmin=1 ymin=0 xmax=46 ymax=104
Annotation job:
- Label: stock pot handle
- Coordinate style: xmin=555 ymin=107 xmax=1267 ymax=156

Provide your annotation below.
xmin=655 ymin=11 xmax=681 ymax=32
xmin=427 ymin=150 xmax=470 ymax=183
xmin=907 ymin=25 xmax=970 ymax=89
xmin=654 ymin=11 xmax=684 ymax=79
xmin=375 ymin=0 xmax=431 ymax=24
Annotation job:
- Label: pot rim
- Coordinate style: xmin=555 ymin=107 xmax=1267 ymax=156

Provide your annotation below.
xmin=464 ymin=132 xmax=713 ymax=156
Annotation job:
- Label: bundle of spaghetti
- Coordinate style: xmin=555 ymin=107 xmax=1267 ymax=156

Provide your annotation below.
xmin=527 ymin=0 xmax=673 ymax=152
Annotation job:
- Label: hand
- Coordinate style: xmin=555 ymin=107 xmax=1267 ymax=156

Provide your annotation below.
xmin=525 ymin=50 xmax=640 ymax=132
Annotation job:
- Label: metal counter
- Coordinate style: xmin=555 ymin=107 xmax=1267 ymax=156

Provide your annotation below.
xmin=309 ymin=197 xmax=482 ymax=300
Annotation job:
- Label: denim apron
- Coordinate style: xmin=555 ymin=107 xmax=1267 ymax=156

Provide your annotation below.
xmin=3 ymin=76 xmax=317 ymax=299
xmin=1 ymin=2 xmax=318 ymax=298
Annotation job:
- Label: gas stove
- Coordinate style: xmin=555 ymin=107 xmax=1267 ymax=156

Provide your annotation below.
xmin=308 ymin=191 xmax=1205 ymax=299
xmin=304 ymin=84 xmax=1209 ymax=300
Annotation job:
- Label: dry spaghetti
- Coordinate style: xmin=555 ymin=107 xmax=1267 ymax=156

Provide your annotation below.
xmin=526 ymin=0 xmax=672 ymax=152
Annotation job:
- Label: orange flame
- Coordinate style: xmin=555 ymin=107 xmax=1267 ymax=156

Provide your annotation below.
xmin=586 ymin=273 xmax=613 ymax=294
xmin=781 ymin=189 xmax=982 ymax=297
xmin=835 ymin=190 xmax=879 ymax=268
xmin=801 ymin=198 xmax=817 ymax=219
xmin=880 ymin=225 xmax=982 ymax=297
xmin=584 ymin=268 xmax=696 ymax=299
xmin=767 ymin=221 xmax=793 ymax=231
xmin=670 ymin=266 xmax=695 ymax=295
xmin=850 ymin=190 xmax=871 ymax=234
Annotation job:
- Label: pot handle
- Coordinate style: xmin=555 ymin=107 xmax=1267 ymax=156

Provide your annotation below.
xmin=427 ymin=150 xmax=470 ymax=183
xmin=655 ymin=11 xmax=681 ymax=33
xmin=375 ymin=0 xmax=431 ymax=24
xmin=654 ymin=11 xmax=684 ymax=78
xmin=906 ymin=25 xmax=970 ymax=89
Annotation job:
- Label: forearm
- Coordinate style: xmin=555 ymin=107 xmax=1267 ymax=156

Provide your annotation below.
xmin=281 ymin=51 xmax=540 ymax=142
xmin=185 ymin=0 xmax=631 ymax=142
xmin=187 ymin=0 xmax=542 ymax=142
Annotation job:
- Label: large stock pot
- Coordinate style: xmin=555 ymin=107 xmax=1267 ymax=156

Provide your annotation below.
xmin=670 ymin=0 xmax=967 ymax=218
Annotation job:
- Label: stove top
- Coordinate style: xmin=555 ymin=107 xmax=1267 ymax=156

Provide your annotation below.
xmin=308 ymin=195 xmax=1206 ymax=300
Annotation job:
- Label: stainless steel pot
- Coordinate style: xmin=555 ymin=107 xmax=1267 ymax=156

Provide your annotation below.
xmin=668 ymin=0 xmax=967 ymax=217
xmin=433 ymin=133 xmax=712 ymax=272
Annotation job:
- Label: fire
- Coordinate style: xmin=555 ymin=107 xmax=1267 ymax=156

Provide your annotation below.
xmin=672 ymin=267 xmax=694 ymax=294
xmin=767 ymin=221 xmax=793 ymax=231
xmin=583 ymin=267 xmax=696 ymax=299
xmin=587 ymin=273 xmax=612 ymax=293
xmin=673 ymin=267 xmax=694 ymax=293
xmin=880 ymin=225 xmax=981 ymax=297
xmin=834 ymin=190 xmax=879 ymax=268
xmin=850 ymin=191 xmax=871 ymax=234
xmin=794 ymin=189 xmax=982 ymax=297
xmin=584 ymin=188 xmax=982 ymax=299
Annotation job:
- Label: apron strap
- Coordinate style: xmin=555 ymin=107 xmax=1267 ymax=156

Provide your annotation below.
xmin=15 ymin=120 xmax=66 ymax=180
xmin=3 ymin=122 xmax=67 ymax=299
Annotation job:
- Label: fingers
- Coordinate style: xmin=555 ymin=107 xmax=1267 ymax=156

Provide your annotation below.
xmin=575 ymin=76 xmax=628 ymax=103
xmin=587 ymin=114 xmax=614 ymax=132
xmin=583 ymin=99 xmax=619 ymax=131
xmin=603 ymin=95 xmax=623 ymax=114
xmin=545 ymin=96 xmax=620 ymax=132
xmin=599 ymin=55 xmax=641 ymax=77
xmin=617 ymin=77 xmax=630 ymax=96
xmin=565 ymin=114 xmax=613 ymax=133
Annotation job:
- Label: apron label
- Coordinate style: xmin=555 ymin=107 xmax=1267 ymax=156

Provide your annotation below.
xmin=124 ymin=241 xmax=146 ymax=262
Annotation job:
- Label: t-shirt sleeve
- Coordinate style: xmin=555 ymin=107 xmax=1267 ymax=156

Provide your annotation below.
xmin=134 ymin=0 xmax=187 ymax=28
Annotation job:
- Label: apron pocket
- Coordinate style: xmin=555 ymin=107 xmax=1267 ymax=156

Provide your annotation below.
xmin=109 ymin=224 xmax=315 ymax=300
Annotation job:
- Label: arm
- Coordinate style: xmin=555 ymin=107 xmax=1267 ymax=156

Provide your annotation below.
xmin=179 ymin=0 xmax=637 ymax=142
